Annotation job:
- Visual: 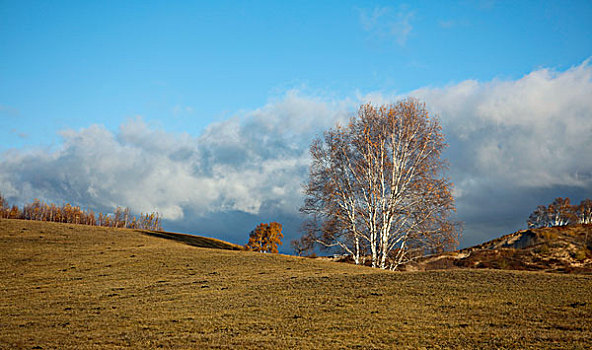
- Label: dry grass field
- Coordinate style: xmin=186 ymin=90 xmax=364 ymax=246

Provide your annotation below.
xmin=1 ymin=218 xmax=591 ymax=349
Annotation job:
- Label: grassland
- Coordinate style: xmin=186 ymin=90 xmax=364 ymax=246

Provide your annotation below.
xmin=1 ymin=219 xmax=591 ymax=349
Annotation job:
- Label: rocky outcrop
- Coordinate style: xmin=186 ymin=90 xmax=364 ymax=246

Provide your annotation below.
xmin=403 ymin=224 xmax=592 ymax=273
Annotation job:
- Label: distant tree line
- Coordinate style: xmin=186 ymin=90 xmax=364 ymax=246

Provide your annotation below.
xmin=527 ymin=197 xmax=592 ymax=229
xmin=0 ymin=192 xmax=162 ymax=231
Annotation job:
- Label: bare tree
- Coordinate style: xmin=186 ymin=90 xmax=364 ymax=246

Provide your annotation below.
xmin=576 ymin=199 xmax=592 ymax=225
xmin=290 ymin=225 xmax=316 ymax=256
xmin=0 ymin=192 xmax=7 ymax=218
xmin=301 ymin=99 xmax=459 ymax=269
xmin=114 ymin=207 xmax=123 ymax=228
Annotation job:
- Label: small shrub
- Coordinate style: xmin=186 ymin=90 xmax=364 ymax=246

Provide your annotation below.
xmin=425 ymin=257 xmax=456 ymax=270
xmin=535 ymin=244 xmax=550 ymax=255
xmin=539 ymin=231 xmax=559 ymax=241
xmin=573 ymin=248 xmax=588 ymax=261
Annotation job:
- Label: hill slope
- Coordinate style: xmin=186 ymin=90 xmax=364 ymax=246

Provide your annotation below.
xmin=1 ymin=218 xmax=591 ymax=349
xmin=407 ymin=224 xmax=592 ymax=273
xmin=138 ymin=229 xmax=244 ymax=250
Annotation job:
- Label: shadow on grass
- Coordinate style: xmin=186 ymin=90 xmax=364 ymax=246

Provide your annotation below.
xmin=137 ymin=230 xmax=244 ymax=251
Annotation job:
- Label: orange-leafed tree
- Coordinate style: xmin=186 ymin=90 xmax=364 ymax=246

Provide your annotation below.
xmin=0 ymin=191 xmax=164 ymax=231
xmin=246 ymin=222 xmax=283 ymax=253
xmin=547 ymin=197 xmax=576 ymax=227
xmin=137 ymin=211 xmax=162 ymax=231
xmin=528 ymin=197 xmax=592 ymax=228
xmin=0 ymin=192 xmax=20 ymax=219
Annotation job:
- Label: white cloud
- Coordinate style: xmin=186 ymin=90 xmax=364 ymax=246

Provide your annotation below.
xmin=0 ymin=104 xmax=20 ymax=117
xmin=350 ymin=61 xmax=592 ymax=245
xmin=359 ymin=6 xmax=415 ymax=46
xmin=438 ymin=20 xmax=455 ymax=29
xmin=172 ymin=105 xmax=195 ymax=115
xmin=405 ymin=61 xmax=592 ymax=246
xmin=1 ymin=62 xmax=591 ymax=247
xmin=0 ymin=91 xmax=350 ymax=226
xmin=411 ymin=61 xmax=592 ymax=189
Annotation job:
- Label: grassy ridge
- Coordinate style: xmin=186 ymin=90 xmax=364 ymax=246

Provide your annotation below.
xmin=138 ymin=229 xmax=244 ymax=251
xmin=407 ymin=224 xmax=592 ymax=273
xmin=1 ymin=219 xmax=591 ymax=349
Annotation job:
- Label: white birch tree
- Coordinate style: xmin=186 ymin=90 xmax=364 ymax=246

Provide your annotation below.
xmin=301 ymin=99 xmax=459 ymax=269
xmin=547 ymin=197 xmax=575 ymax=227
xmin=576 ymin=199 xmax=592 ymax=225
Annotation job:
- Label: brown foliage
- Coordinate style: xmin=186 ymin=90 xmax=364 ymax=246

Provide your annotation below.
xmin=527 ymin=197 xmax=592 ymax=228
xmin=245 ymin=222 xmax=283 ymax=253
xmin=300 ymin=99 xmax=459 ymax=269
xmin=0 ymin=192 xmax=161 ymax=231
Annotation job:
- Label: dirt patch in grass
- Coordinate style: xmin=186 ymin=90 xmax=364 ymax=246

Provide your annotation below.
xmin=1 ymin=219 xmax=591 ymax=349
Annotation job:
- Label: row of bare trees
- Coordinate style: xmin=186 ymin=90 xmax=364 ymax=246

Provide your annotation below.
xmin=527 ymin=197 xmax=592 ymax=228
xmin=0 ymin=193 xmax=162 ymax=231
xmin=295 ymin=100 xmax=460 ymax=269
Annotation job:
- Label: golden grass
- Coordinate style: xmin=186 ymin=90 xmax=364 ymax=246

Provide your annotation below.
xmin=138 ymin=229 xmax=244 ymax=251
xmin=1 ymin=219 xmax=591 ymax=349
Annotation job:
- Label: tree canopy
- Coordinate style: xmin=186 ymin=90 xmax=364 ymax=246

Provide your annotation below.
xmin=246 ymin=222 xmax=284 ymax=253
xmin=298 ymin=99 xmax=460 ymax=269
xmin=528 ymin=197 xmax=592 ymax=228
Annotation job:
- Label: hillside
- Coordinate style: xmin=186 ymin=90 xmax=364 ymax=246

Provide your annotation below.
xmin=138 ymin=229 xmax=244 ymax=251
xmin=405 ymin=224 xmax=592 ymax=273
xmin=1 ymin=218 xmax=591 ymax=349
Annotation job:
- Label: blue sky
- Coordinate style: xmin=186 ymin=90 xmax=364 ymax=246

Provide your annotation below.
xmin=1 ymin=1 xmax=592 ymax=249
xmin=3 ymin=0 xmax=590 ymax=147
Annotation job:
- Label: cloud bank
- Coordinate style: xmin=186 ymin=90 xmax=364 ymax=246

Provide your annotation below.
xmin=1 ymin=62 xmax=591 ymax=248
xmin=0 ymin=92 xmax=350 ymax=243
xmin=413 ymin=61 xmax=592 ymax=244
